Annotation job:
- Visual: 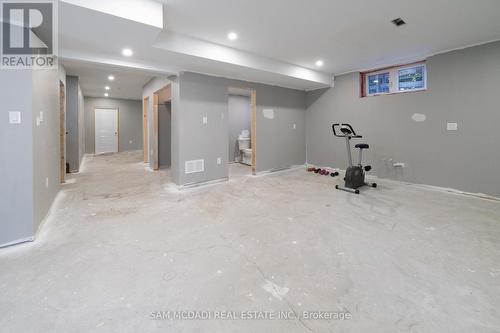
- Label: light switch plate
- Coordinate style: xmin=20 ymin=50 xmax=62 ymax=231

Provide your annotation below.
xmin=9 ymin=111 xmax=21 ymax=124
xmin=447 ymin=122 xmax=458 ymax=131
xmin=217 ymin=157 xmax=222 ymax=165
xmin=203 ymin=116 xmax=208 ymax=124
xmin=293 ymin=123 xmax=297 ymax=129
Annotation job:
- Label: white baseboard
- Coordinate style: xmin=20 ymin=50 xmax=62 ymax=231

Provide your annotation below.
xmin=179 ymin=177 xmax=229 ymax=190
xmin=0 ymin=236 xmax=34 ymax=249
xmin=307 ymin=164 xmax=500 ymax=201
xmin=253 ymin=164 xmax=305 ymax=177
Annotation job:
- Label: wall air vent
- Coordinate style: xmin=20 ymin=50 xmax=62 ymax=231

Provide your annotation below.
xmin=185 ymin=159 xmax=205 ymax=174
xmin=391 ymin=18 xmax=406 ymax=27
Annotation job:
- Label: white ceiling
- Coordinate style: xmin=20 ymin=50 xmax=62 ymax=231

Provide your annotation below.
xmin=59 ymin=0 xmax=500 ymax=94
xmin=160 ymin=0 xmax=500 ymax=74
xmin=62 ymin=60 xmax=154 ymax=100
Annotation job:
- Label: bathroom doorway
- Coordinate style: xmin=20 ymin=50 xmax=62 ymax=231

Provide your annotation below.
xmin=227 ymin=87 xmax=256 ymax=177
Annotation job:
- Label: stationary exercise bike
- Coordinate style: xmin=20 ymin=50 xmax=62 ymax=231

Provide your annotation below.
xmin=332 ymin=123 xmax=377 ymax=194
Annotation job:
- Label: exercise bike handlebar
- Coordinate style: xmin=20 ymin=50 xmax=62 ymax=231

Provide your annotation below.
xmin=332 ymin=123 xmax=362 ymax=138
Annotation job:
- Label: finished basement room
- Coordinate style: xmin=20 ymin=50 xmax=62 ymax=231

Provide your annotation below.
xmin=0 ymin=0 xmax=499 ymax=332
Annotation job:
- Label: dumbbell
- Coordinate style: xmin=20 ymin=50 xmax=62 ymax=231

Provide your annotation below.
xmin=330 ymin=172 xmax=339 ymax=177
xmin=314 ymin=168 xmax=320 ymax=174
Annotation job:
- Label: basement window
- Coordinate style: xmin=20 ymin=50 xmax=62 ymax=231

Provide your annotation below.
xmin=361 ymin=62 xmax=427 ymax=97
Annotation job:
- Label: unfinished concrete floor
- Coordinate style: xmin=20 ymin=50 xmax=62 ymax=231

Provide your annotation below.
xmin=1 ymin=151 xmax=500 ymax=333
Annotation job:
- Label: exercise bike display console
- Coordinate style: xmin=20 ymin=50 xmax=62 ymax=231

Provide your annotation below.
xmin=332 ymin=123 xmax=377 ymax=194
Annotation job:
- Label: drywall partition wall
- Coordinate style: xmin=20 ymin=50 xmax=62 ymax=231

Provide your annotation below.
xmin=177 ymin=72 xmax=306 ymax=186
xmin=142 ymin=77 xmax=180 ymax=182
xmin=306 ymin=41 xmax=500 ymax=197
xmin=0 ymin=70 xmax=34 ymax=246
xmin=228 ymin=95 xmax=251 ymax=162
xmin=32 ymin=67 xmax=63 ymax=231
xmin=84 ymin=97 xmax=143 ymax=154
xmin=65 ymin=76 xmax=80 ymax=172
xmin=158 ymin=102 xmax=172 ymax=167
xmin=0 ymin=64 xmax=64 ymax=247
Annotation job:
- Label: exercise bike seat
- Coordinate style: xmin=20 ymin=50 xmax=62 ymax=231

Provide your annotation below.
xmin=355 ymin=143 xmax=369 ymax=149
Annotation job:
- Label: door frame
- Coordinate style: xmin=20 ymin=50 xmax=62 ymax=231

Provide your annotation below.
xmin=227 ymin=87 xmax=257 ymax=174
xmin=94 ymin=107 xmax=120 ymax=155
xmin=152 ymin=84 xmax=172 ymax=170
xmin=250 ymin=90 xmax=257 ymax=174
xmin=143 ymin=97 xmax=149 ymax=163
xmin=59 ymin=81 xmax=66 ymax=183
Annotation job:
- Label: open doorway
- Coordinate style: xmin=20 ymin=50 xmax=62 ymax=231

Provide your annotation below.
xmin=143 ymin=97 xmax=149 ymax=163
xmin=152 ymin=84 xmax=172 ymax=170
xmin=59 ymin=81 xmax=66 ymax=183
xmin=227 ymin=87 xmax=256 ymax=177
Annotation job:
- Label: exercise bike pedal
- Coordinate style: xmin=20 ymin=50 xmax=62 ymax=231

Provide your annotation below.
xmin=364 ymin=165 xmax=372 ymax=172
xmin=372 ymin=183 xmax=377 ymax=188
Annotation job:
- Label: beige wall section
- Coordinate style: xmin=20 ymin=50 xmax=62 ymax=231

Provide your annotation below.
xmin=306 ymin=41 xmax=500 ymax=197
xmin=84 ymin=97 xmax=143 ymax=154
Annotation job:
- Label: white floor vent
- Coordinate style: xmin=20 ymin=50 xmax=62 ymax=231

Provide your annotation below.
xmin=185 ymin=159 xmax=205 ymax=174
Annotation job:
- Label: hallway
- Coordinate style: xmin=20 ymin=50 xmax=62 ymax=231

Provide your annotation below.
xmin=1 ymin=151 xmax=499 ymax=332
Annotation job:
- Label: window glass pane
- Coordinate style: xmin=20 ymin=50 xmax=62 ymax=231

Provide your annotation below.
xmin=367 ymin=72 xmax=389 ymax=95
xmin=398 ymin=65 xmax=425 ymax=91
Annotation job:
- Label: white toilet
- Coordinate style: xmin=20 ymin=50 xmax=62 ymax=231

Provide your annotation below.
xmin=237 ymin=130 xmax=252 ymax=166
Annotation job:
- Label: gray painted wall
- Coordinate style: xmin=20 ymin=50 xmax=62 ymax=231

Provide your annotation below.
xmin=306 ymin=41 xmax=500 ymax=197
xmin=228 ymin=95 xmax=251 ymax=162
xmin=0 ymin=70 xmax=34 ymax=246
xmin=177 ymin=72 xmax=306 ymax=186
xmin=158 ymin=102 xmax=172 ymax=167
xmin=84 ymin=97 xmax=143 ymax=154
xmin=0 ymin=65 xmax=65 ymax=247
xmin=32 ymin=67 xmax=63 ymax=231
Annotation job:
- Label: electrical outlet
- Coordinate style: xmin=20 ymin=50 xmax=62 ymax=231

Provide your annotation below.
xmin=9 ymin=111 xmax=21 ymax=124
xmin=39 ymin=111 xmax=44 ymax=121
xmin=293 ymin=123 xmax=296 ymax=129
xmin=447 ymin=122 xmax=458 ymax=131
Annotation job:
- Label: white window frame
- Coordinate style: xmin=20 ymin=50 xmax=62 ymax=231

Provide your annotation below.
xmin=364 ymin=62 xmax=427 ymax=97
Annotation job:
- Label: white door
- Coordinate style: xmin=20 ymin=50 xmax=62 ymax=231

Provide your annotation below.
xmin=95 ymin=108 xmax=118 ymax=155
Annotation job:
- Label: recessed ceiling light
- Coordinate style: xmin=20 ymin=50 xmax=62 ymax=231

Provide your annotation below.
xmin=122 ymin=48 xmax=133 ymax=57
xmin=315 ymin=60 xmax=324 ymax=67
xmin=104 ymin=93 xmax=109 ymax=97
xmin=227 ymin=32 xmax=238 ymax=41
xmin=105 ymin=86 xmax=110 ymax=90
xmin=108 ymin=75 xmax=115 ymax=81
